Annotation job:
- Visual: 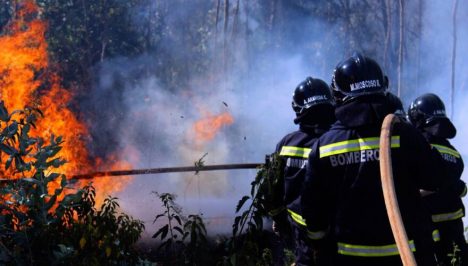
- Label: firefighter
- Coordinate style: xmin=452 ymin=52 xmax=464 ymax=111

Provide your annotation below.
xmin=301 ymin=52 xmax=446 ymax=266
xmin=386 ymin=92 xmax=407 ymax=120
xmin=408 ymin=93 xmax=467 ymax=265
xmin=270 ymin=76 xmax=336 ymax=266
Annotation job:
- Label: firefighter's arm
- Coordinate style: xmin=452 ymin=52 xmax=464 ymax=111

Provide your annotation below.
xmin=301 ymin=144 xmax=330 ymax=245
xmin=439 ymin=179 xmax=467 ymax=198
xmin=411 ymin=130 xmax=446 ymax=191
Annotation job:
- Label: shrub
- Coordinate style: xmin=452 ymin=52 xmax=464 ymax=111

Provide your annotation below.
xmin=0 ymin=102 xmax=144 ymax=265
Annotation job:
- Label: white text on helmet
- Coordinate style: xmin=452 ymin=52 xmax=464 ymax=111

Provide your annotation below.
xmin=350 ymin=79 xmax=381 ymax=91
xmin=433 ymin=110 xmax=445 ymax=116
xmin=303 ymin=95 xmax=328 ymax=105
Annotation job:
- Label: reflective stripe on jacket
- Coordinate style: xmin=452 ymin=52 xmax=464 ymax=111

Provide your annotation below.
xmin=432 ymin=208 xmax=464 ymax=223
xmin=431 ymin=144 xmax=461 ymax=158
xmin=337 ymin=241 xmax=416 ymax=257
xmin=319 ymin=136 xmax=400 ymax=158
xmin=280 ymin=146 xmax=311 ymax=158
xmin=287 ymin=209 xmax=306 ymax=226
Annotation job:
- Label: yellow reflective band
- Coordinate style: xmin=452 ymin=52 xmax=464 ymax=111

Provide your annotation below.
xmin=432 ymin=208 xmax=464 ymax=223
xmin=319 ymin=136 xmax=400 ymax=158
xmin=287 ymin=209 xmax=306 ymax=226
xmin=307 ymin=229 xmax=326 ymax=240
xmin=337 ymin=240 xmax=416 ymax=257
xmin=279 ymin=146 xmax=311 ymax=158
xmin=461 ymin=186 xmax=467 ymax=198
xmin=431 ymin=144 xmax=461 ymax=158
xmin=268 ymin=206 xmax=285 ymax=217
xmin=433 ymin=229 xmax=441 ymax=242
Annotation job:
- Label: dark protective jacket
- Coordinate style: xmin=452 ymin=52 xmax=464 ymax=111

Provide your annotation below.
xmin=271 ymin=125 xmax=329 ymax=228
xmin=422 ymin=134 xmax=466 ymax=223
xmin=301 ymin=95 xmax=446 ymax=258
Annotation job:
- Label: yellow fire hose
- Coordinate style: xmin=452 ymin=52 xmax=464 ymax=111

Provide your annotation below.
xmin=379 ymin=113 xmax=417 ymax=266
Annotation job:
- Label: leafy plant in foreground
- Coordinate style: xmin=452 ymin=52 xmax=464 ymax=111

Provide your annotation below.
xmin=0 ymin=102 xmax=145 ymax=265
xmin=152 ymin=192 xmax=209 ymax=265
xmin=222 ymin=153 xmax=288 ymax=266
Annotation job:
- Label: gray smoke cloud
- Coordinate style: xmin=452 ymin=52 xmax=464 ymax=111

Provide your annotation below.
xmin=399 ymin=2 xmax=468 ymax=231
xmin=85 ymin=52 xmax=317 ymax=239
xmin=80 ymin=1 xmax=468 ymax=240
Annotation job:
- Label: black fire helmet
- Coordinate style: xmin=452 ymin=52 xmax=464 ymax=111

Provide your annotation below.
xmin=292 ymin=76 xmax=334 ymax=117
xmin=408 ymin=93 xmax=456 ymax=138
xmin=332 ymin=52 xmax=388 ymax=103
xmin=386 ymin=92 xmax=407 ymax=119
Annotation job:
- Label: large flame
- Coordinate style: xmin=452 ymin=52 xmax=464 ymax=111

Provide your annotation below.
xmin=0 ymin=1 xmax=132 ymax=206
xmin=192 ymin=110 xmax=234 ymax=144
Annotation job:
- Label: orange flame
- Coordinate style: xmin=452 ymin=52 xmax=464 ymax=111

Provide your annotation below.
xmin=192 ymin=111 xmax=234 ymax=143
xmin=0 ymin=1 xmax=132 ymax=206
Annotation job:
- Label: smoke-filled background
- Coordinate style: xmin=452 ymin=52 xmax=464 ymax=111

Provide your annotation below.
xmin=1 ymin=0 xmax=467 ymax=241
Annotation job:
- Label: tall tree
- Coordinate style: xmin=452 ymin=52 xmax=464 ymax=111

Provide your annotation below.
xmin=397 ymin=0 xmax=404 ymax=96
xmin=450 ymin=0 xmax=459 ymax=118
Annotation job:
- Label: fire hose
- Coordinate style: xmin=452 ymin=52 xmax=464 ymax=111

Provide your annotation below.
xmin=379 ymin=113 xmax=417 ymax=266
xmin=0 ymin=163 xmax=262 ymax=183
xmin=70 ymin=163 xmax=262 ymax=179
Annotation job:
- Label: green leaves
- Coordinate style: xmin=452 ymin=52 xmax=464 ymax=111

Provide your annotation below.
xmin=236 ymin=195 xmax=249 ymax=213
xmin=153 ymin=224 xmax=169 ymax=240
xmin=0 ymin=105 xmax=145 ymax=265
xmin=151 ymin=192 xmax=209 ymax=265
xmin=2 ymin=121 xmax=18 ymax=138
xmin=0 ymin=101 xmax=9 ymax=121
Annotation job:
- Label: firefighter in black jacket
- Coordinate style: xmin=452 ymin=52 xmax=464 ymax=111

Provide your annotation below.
xmin=270 ymin=76 xmax=335 ymax=266
xmin=301 ymin=53 xmax=446 ymax=266
xmin=386 ymin=92 xmax=407 ymax=120
xmin=408 ymin=93 xmax=467 ymax=265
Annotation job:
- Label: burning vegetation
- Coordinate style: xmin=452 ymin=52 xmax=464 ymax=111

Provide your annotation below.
xmin=0 ymin=0 xmax=132 ymax=206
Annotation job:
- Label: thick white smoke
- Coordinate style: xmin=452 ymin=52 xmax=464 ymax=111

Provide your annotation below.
xmin=82 ymin=1 xmax=468 ymax=240
xmin=400 ymin=1 xmax=468 ymax=232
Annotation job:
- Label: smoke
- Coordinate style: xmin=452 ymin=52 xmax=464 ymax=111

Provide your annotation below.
xmin=79 ymin=0 xmax=468 ymax=239
xmin=399 ymin=2 xmax=468 ymax=230
xmin=79 ymin=1 xmax=335 ymax=239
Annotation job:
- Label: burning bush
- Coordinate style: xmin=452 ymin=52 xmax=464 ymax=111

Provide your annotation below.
xmin=0 ymin=102 xmax=144 ymax=265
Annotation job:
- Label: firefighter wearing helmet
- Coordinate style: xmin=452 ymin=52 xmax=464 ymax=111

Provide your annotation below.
xmin=301 ymin=52 xmax=447 ymax=265
xmin=270 ymin=76 xmax=336 ymax=266
xmin=386 ymin=92 xmax=407 ymax=120
xmin=408 ymin=93 xmax=467 ymax=265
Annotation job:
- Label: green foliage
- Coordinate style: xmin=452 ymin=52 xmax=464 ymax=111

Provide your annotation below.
xmin=221 ymin=153 xmax=285 ymax=266
xmin=36 ymin=0 xmax=145 ymax=88
xmin=152 ymin=192 xmax=210 ymax=265
xmin=448 ymin=242 xmax=462 ymax=266
xmin=0 ymin=102 xmax=145 ymax=265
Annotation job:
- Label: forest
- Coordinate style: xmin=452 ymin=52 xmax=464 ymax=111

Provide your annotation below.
xmin=1 ymin=0 xmax=467 ymax=265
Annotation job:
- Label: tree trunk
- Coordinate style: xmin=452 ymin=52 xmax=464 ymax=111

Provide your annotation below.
xmin=223 ymin=0 xmax=229 ymax=80
xmin=397 ymin=0 xmax=404 ymax=97
xmin=450 ymin=0 xmax=459 ymax=119
xmin=416 ymin=0 xmax=422 ymax=90
xmin=215 ymin=0 xmax=221 ymax=40
xmin=244 ymin=0 xmax=250 ymax=77
xmin=269 ymin=0 xmax=277 ymax=32
xmin=231 ymin=0 xmax=240 ymax=40
xmin=382 ymin=0 xmax=391 ymax=71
